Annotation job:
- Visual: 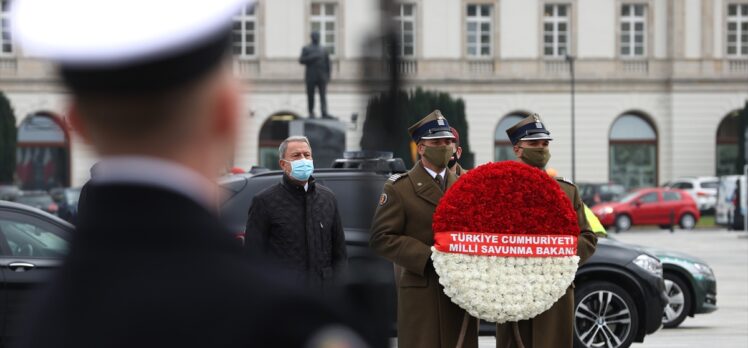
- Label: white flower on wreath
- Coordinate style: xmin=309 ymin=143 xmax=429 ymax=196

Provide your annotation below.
xmin=432 ymin=247 xmax=579 ymax=323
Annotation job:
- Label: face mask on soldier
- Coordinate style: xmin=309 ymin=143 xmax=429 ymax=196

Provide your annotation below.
xmin=519 ymin=147 xmax=551 ymax=169
xmin=422 ymin=145 xmax=453 ymax=169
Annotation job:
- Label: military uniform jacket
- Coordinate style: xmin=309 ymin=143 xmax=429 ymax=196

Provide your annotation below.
xmin=369 ymin=161 xmax=478 ymax=348
xmin=495 ymin=178 xmax=598 ymax=348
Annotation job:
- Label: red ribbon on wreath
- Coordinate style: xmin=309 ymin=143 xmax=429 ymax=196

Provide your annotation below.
xmin=432 ymin=161 xmax=580 ymax=253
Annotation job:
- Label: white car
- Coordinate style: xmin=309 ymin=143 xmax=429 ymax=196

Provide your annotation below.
xmin=664 ymin=177 xmax=719 ymax=212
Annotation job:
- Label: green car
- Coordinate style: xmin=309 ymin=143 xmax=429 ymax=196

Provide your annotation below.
xmin=647 ymin=247 xmax=718 ymax=328
xmin=585 ymin=207 xmax=718 ymax=328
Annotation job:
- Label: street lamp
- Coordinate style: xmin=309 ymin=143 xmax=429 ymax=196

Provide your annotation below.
xmin=565 ymin=53 xmax=576 ymax=182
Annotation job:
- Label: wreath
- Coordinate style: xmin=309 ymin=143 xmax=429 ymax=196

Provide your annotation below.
xmin=431 ymin=161 xmax=580 ymax=323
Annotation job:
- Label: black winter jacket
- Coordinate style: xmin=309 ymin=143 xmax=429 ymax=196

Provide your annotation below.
xmin=245 ymin=174 xmax=347 ymax=291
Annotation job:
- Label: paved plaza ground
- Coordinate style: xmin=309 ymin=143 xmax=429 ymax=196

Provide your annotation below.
xmin=394 ymin=228 xmax=748 ymax=348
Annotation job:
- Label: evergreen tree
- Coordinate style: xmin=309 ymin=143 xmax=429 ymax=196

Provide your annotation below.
xmin=0 ymin=92 xmax=17 ymax=184
xmin=360 ymin=88 xmax=474 ymax=168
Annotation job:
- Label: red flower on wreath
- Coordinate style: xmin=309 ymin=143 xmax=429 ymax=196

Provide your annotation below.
xmin=433 ymin=161 xmax=579 ymax=237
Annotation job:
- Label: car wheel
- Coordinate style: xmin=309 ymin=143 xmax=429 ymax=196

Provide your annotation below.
xmin=662 ymin=273 xmax=692 ymax=328
xmin=615 ymin=215 xmax=631 ymax=232
xmin=679 ymin=213 xmax=696 ymax=230
xmin=574 ymin=280 xmax=638 ymax=348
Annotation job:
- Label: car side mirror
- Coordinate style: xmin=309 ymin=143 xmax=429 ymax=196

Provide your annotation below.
xmin=632 ymin=200 xmax=641 ymax=207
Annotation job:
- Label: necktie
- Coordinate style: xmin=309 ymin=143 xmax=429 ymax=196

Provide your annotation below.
xmin=435 ymin=174 xmax=445 ymax=192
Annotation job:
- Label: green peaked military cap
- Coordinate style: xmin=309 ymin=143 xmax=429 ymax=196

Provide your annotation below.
xmin=506 ymin=113 xmax=554 ymax=145
xmin=408 ymin=110 xmax=456 ymax=143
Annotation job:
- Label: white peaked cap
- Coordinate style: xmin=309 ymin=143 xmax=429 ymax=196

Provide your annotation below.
xmin=11 ymin=0 xmax=254 ymax=67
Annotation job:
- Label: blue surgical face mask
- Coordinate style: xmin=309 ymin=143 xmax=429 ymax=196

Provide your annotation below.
xmin=284 ymin=158 xmax=314 ymax=181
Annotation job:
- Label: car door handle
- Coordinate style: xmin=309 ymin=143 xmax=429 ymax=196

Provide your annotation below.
xmin=8 ymin=262 xmax=36 ymax=272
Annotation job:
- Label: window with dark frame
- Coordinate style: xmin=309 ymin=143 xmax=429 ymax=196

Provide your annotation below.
xmin=620 ymin=4 xmax=646 ymax=57
xmin=609 ymin=114 xmax=658 ymax=191
xmin=311 ymin=3 xmax=337 ymax=55
xmin=232 ymin=4 xmax=257 ymax=57
xmin=395 ymin=3 xmax=416 ymax=57
xmin=1 ymin=0 xmax=12 ymax=55
xmin=727 ymin=3 xmax=748 ymax=56
xmin=466 ymin=4 xmax=492 ymax=57
xmin=543 ymin=4 xmax=570 ymax=57
xmin=716 ymin=111 xmax=741 ymax=175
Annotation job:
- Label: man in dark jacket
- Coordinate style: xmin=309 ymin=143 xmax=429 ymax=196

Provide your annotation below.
xmin=245 ymin=136 xmax=347 ymax=291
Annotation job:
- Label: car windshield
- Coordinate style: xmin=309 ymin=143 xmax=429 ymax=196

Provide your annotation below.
xmin=600 ymin=185 xmax=625 ymax=195
xmin=701 ymin=181 xmax=719 ymax=189
xmin=618 ymin=191 xmax=641 ymax=203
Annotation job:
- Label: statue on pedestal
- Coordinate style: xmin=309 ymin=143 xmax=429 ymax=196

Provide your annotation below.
xmin=299 ymin=32 xmax=332 ymax=119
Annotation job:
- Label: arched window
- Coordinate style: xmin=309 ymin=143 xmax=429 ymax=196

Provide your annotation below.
xmin=16 ymin=112 xmax=70 ymax=190
xmin=609 ymin=113 xmax=657 ymax=190
xmin=716 ymin=110 xmax=741 ymax=176
xmin=258 ymin=111 xmax=300 ymax=170
xmin=494 ymin=114 xmax=524 ymax=162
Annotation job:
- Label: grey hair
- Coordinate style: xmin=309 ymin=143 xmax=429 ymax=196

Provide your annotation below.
xmin=278 ymin=136 xmax=312 ymax=159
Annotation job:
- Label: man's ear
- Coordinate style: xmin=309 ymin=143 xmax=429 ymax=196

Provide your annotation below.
xmin=212 ymin=74 xmax=240 ymax=140
xmin=416 ymin=142 xmax=425 ymax=155
xmin=456 ymin=146 xmax=463 ymax=158
xmin=66 ymin=103 xmax=91 ymax=144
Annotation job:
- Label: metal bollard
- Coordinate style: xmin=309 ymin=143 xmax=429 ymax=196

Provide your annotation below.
xmin=669 ymin=209 xmax=675 ymax=233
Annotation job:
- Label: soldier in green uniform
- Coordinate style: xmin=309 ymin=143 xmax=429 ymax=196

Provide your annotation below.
xmin=496 ymin=112 xmax=598 ymax=348
xmin=370 ymin=110 xmax=478 ymax=348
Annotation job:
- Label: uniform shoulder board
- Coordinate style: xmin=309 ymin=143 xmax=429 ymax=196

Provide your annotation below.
xmin=388 ymin=173 xmax=407 ymax=182
xmin=555 ymin=176 xmax=574 ymax=185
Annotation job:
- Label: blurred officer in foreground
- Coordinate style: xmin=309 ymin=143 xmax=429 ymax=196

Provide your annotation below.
xmin=498 ymin=112 xmax=597 ymax=348
xmin=11 ymin=1 xmax=364 ymax=347
xmin=370 ymin=110 xmax=478 ymax=348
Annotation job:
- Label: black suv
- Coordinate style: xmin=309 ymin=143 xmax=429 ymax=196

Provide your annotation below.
xmin=219 ymin=154 xmax=667 ymax=348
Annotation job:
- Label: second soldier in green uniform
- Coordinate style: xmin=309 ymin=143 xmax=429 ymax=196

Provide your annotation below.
xmin=497 ymin=112 xmax=598 ymax=348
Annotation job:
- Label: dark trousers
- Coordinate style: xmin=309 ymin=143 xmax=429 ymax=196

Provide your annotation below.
xmin=306 ymin=79 xmax=327 ymax=118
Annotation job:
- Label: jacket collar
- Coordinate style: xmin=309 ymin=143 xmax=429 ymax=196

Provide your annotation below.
xmin=408 ymin=161 xmax=456 ymax=206
xmin=282 ymin=173 xmax=315 ymax=195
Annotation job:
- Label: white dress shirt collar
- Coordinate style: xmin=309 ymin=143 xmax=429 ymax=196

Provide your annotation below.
xmin=422 ymin=165 xmax=446 ymax=180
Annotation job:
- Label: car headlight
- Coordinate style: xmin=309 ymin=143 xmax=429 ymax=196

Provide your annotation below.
xmin=595 ymin=207 xmax=614 ymax=215
xmin=633 ymin=254 xmax=663 ymax=277
xmin=693 ymin=263 xmax=715 ymax=278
